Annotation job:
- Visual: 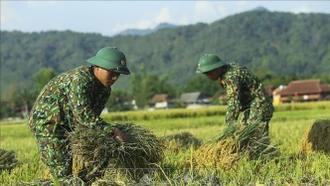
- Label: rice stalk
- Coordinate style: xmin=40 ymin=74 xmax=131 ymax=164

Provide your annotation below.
xmin=71 ymin=122 xmax=165 ymax=182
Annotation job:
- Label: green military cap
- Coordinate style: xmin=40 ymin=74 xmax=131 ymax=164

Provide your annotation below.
xmin=196 ymin=54 xmax=226 ymax=73
xmin=87 ymin=47 xmax=130 ymax=75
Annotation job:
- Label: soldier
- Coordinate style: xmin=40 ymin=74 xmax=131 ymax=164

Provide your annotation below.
xmin=28 ymin=47 xmax=130 ymax=180
xmin=196 ymin=54 xmax=274 ymax=135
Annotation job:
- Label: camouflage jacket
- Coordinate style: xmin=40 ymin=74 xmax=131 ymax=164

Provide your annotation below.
xmin=28 ymin=66 xmax=113 ymax=139
xmin=219 ymin=62 xmax=273 ymax=125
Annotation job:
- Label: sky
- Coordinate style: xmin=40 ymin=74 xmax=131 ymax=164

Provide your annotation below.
xmin=1 ymin=1 xmax=330 ymax=37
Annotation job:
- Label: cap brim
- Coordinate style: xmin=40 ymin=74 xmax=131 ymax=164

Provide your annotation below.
xmin=112 ymin=68 xmax=130 ymax=75
xmin=196 ymin=69 xmax=203 ymax=74
xmin=87 ymin=57 xmax=99 ymax=66
xmin=87 ymin=57 xmax=130 ymax=75
xmin=196 ymin=62 xmax=225 ymax=74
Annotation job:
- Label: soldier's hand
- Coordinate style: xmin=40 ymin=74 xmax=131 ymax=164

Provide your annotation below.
xmin=110 ymin=128 xmax=129 ymax=142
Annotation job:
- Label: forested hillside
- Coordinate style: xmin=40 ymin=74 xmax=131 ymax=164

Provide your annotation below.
xmin=1 ymin=10 xmax=330 ymax=99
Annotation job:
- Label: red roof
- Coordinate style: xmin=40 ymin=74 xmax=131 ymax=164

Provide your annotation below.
xmin=279 ymin=79 xmax=330 ymax=96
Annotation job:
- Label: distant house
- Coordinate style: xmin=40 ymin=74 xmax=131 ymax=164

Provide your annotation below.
xmin=179 ymin=92 xmax=210 ymax=108
xmin=149 ymin=94 xmax=173 ymax=109
xmin=278 ymin=79 xmax=330 ymax=103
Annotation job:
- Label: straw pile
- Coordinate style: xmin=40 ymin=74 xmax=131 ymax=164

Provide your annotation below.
xmin=0 ymin=148 xmax=20 ymax=171
xmin=162 ymin=132 xmax=202 ymax=153
xmin=70 ymin=122 xmax=164 ymax=182
xmin=194 ymin=122 xmax=278 ymax=169
xmin=301 ymin=119 xmax=330 ymax=154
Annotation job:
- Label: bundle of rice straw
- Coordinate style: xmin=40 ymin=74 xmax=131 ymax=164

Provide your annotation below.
xmin=0 ymin=148 xmax=20 ymax=171
xmin=194 ymin=121 xmax=278 ymax=169
xmin=301 ymin=119 xmax=330 ymax=154
xmin=71 ymin=122 xmax=164 ymax=182
xmin=162 ymin=132 xmax=202 ymax=153
xmin=194 ymin=138 xmax=240 ymax=169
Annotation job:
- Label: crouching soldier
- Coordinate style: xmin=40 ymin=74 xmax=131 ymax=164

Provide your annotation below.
xmin=28 ymin=47 xmax=130 ymax=182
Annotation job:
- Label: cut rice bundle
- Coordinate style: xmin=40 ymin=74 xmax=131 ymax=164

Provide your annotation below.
xmin=194 ymin=122 xmax=278 ymax=169
xmin=301 ymin=119 xmax=330 ymax=154
xmin=194 ymin=138 xmax=239 ymax=169
xmin=162 ymin=132 xmax=202 ymax=153
xmin=71 ymin=122 xmax=164 ymax=182
xmin=0 ymin=148 xmax=20 ymax=171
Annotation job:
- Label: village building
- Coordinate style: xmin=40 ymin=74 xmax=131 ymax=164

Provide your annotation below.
xmin=149 ymin=94 xmax=174 ymax=109
xmin=277 ymin=79 xmax=330 ymax=103
xmin=179 ymin=91 xmax=211 ymax=108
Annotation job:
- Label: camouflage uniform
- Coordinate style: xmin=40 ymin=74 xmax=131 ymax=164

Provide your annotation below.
xmin=219 ymin=62 xmax=274 ymax=134
xmin=28 ymin=66 xmax=113 ymax=178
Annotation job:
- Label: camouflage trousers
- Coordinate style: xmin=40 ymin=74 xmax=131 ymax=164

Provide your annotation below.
xmin=35 ymin=136 xmax=73 ymax=178
xmin=34 ymin=136 xmax=103 ymax=184
xmin=240 ymin=101 xmax=274 ymax=135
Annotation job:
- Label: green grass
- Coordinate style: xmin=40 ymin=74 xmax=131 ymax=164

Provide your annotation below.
xmin=1 ymin=104 xmax=330 ymax=185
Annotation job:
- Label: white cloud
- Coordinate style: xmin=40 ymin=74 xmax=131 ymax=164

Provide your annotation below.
xmin=291 ymin=5 xmax=311 ymax=14
xmin=193 ymin=1 xmax=227 ymax=23
xmin=113 ymin=19 xmax=153 ymax=32
xmin=0 ymin=1 xmax=18 ymax=24
xmin=193 ymin=3 xmax=227 ymax=22
xmin=235 ymin=1 xmax=249 ymax=14
xmin=136 ymin=20 xmax=154 ymax=29
xmin=194 ymin=1 xmax=217 ymax=18
xmin=236 ymin=1 xmax=247 ymax=7
xmin=153 ymin=6 xmax=172 ymax=24
xmin=113 ymin=6 xmax=173 ymax=33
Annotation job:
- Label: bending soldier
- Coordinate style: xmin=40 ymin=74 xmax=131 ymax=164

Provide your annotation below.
xmin=196 ymin=54 xmax=274 ymax=135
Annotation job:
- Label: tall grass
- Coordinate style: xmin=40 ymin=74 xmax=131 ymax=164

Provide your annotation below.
xmin=1 ymin=102 xmax=330 ymax=185
xmin=102 ymin=101 xmax=330 ymax=122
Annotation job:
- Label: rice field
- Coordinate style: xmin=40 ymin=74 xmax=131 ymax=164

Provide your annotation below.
xmin=1 ymin=101 xmax=330 ymax=185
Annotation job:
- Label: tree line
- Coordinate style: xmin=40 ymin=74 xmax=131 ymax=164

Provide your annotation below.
xmin=1 ymin=10 xmax=330 ymax=118
xmin=2 ymin=65 xmax=329 ymax=119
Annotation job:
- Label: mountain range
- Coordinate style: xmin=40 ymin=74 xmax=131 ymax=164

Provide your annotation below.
xmin=116 ymin=22 xmax=177 ymax=36
xmin=1 ymin=8 xmax=330 ymax=98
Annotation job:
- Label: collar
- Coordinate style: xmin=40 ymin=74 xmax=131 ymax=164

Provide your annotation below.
xmin=218 ymin=64 xmax=230 ymax=87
